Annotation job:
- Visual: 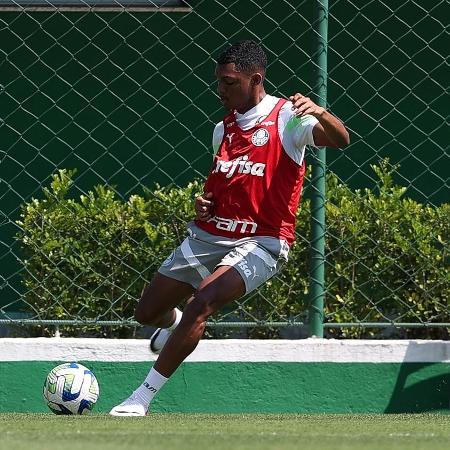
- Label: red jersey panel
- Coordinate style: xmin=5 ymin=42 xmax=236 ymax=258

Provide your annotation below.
xmin=196 ymin=99 xmax=305 ymax=245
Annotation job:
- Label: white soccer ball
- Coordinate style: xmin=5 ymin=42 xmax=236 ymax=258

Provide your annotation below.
xmin=43 ymin=362 xmax=100 ymax=415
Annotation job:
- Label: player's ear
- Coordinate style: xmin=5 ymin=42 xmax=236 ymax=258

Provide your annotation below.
xmin=251 ymin=73 xmax=263 ymax=86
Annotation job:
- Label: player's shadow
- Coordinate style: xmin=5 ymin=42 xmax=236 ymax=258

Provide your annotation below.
xmin=384 ymin=341 xmax=450 ymax=413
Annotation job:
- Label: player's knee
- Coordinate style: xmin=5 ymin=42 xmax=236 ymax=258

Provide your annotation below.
xmin=183 ymin=291 xmax=215 ymax=325
xmin=134 ymin=303 xmax=150 ymax=325
xmin=134 ymin=299 xmax=160 ymax=325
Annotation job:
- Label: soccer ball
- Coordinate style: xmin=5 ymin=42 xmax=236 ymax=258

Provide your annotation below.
xmin=43 ymin=362 xmax=100 ymax=415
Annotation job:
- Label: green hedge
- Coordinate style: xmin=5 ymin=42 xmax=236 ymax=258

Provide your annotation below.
xmin=263 ymin=161 xmax=449 ymax=338
xmin=16 ymin=162 xmax=449 ymax=338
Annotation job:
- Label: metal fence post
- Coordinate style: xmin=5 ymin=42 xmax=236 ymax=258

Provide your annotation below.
xmin=308 ymin=0 xmax=328 ymax=338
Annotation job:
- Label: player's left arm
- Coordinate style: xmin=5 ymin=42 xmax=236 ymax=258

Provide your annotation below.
xmin=289 ymin=93 xmax=350 ymax=148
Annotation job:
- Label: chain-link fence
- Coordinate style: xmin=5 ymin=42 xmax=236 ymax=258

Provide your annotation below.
xmin=0 ymin=0 xmax=448 ymax=338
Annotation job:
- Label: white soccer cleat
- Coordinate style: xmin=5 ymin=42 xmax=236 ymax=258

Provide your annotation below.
xmin=109 ymin=395 xmax=147 ymax=417
xmin=149 ymin=327 xmax=172 ymax=354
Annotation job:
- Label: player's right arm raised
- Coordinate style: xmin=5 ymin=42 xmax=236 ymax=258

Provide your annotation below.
xmin=289 ymin=93 xmax=350 ymax=148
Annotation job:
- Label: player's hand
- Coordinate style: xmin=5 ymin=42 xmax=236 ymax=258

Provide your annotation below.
xmin=195 ymin=192 xmax=214 ymax=221
xmin=289 ymin=93 xmax=325 ymax=118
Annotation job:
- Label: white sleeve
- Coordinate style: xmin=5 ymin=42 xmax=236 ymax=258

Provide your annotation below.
xmin=212 ymin=122 xmax=224 ymax=157
xmin=279 ymin=102 xmax=319 ymax=164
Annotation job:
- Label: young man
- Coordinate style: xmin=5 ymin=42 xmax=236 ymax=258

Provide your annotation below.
xmin=110 ymin=40 xmax=349 ymax=416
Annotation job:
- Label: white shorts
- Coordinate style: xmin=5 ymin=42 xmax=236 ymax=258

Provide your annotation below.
xmin=158 ymin=222 xmax=290 ymax=294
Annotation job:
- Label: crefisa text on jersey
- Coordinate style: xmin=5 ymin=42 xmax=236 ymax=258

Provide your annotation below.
xmin=213 ymin=155 xmax=266 ymax=179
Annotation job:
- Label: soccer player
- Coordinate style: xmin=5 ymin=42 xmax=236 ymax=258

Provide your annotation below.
xmin=109 ymin=40 xmax=349 ymax=416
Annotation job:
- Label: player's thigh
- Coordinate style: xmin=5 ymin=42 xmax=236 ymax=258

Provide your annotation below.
xmin=218 ymin=242 xmax=285 ymax=294
xmin=135 ymin=272 xmax=194 ymax=323
xmin=184 ymin=242 xmax=284 ymax=319
xmin=184 ymin=265 xmax=246 ymax=320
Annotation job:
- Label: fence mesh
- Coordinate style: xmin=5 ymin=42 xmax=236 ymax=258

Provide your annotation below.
xmin=0 ymin=0 xmax=448 ymax=338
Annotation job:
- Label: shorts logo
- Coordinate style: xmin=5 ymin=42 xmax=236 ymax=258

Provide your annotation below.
xmin=237 ymin=258 xmax=252 ymax=278
xmin=251 ymin=128 xmax=270 ymax=146
xmin=161 ymin=250 xmax=175 ymax=267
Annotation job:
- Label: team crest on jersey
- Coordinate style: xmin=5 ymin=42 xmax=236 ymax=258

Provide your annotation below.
xmin=251 ymin=128 xmax=270 ymax=146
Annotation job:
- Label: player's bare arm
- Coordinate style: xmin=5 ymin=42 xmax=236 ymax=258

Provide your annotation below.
xmin=195 ymin=192 xmax=214 ymax=221
xmin=289 ymin=93 xmax=350 ymax=148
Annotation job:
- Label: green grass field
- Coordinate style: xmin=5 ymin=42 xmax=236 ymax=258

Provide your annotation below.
xmin=1 ymin=413 xmax=449 ymax=450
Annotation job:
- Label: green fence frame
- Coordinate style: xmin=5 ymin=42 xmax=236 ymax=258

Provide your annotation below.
xmin=308 ymin=0 xmax=328 ymax=338
xmin=0 ymin=0 xmax=448 ymax=337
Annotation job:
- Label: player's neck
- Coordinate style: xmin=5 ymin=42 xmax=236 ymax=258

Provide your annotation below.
xmin=236 ymin=89 xmax=266 ymax=114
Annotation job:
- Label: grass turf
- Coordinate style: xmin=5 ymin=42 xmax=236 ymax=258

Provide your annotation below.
xmin=0 ymin=413 xmax=449 ymax=450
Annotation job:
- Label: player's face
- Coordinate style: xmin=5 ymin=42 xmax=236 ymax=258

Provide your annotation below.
xmin=215 ymin=63 xmax=254 ymax=112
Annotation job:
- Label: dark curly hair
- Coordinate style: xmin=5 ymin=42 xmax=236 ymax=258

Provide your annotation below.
xmin=217 ymin=40 xmax=267 ymax=74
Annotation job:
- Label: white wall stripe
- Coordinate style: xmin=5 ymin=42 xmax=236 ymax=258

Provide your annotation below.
xmin=1 ymin=339 xmax=450 ymax=363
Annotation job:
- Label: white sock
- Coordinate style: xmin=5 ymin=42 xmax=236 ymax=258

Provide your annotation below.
xmin=133 ymin=367 xmax=168 ymax=407
xmin=166 ymin=308 xmax=182 ymax=331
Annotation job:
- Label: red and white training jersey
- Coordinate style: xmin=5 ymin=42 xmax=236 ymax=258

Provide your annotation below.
xmin=195 ymin=95 xmax=318 ymax=245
